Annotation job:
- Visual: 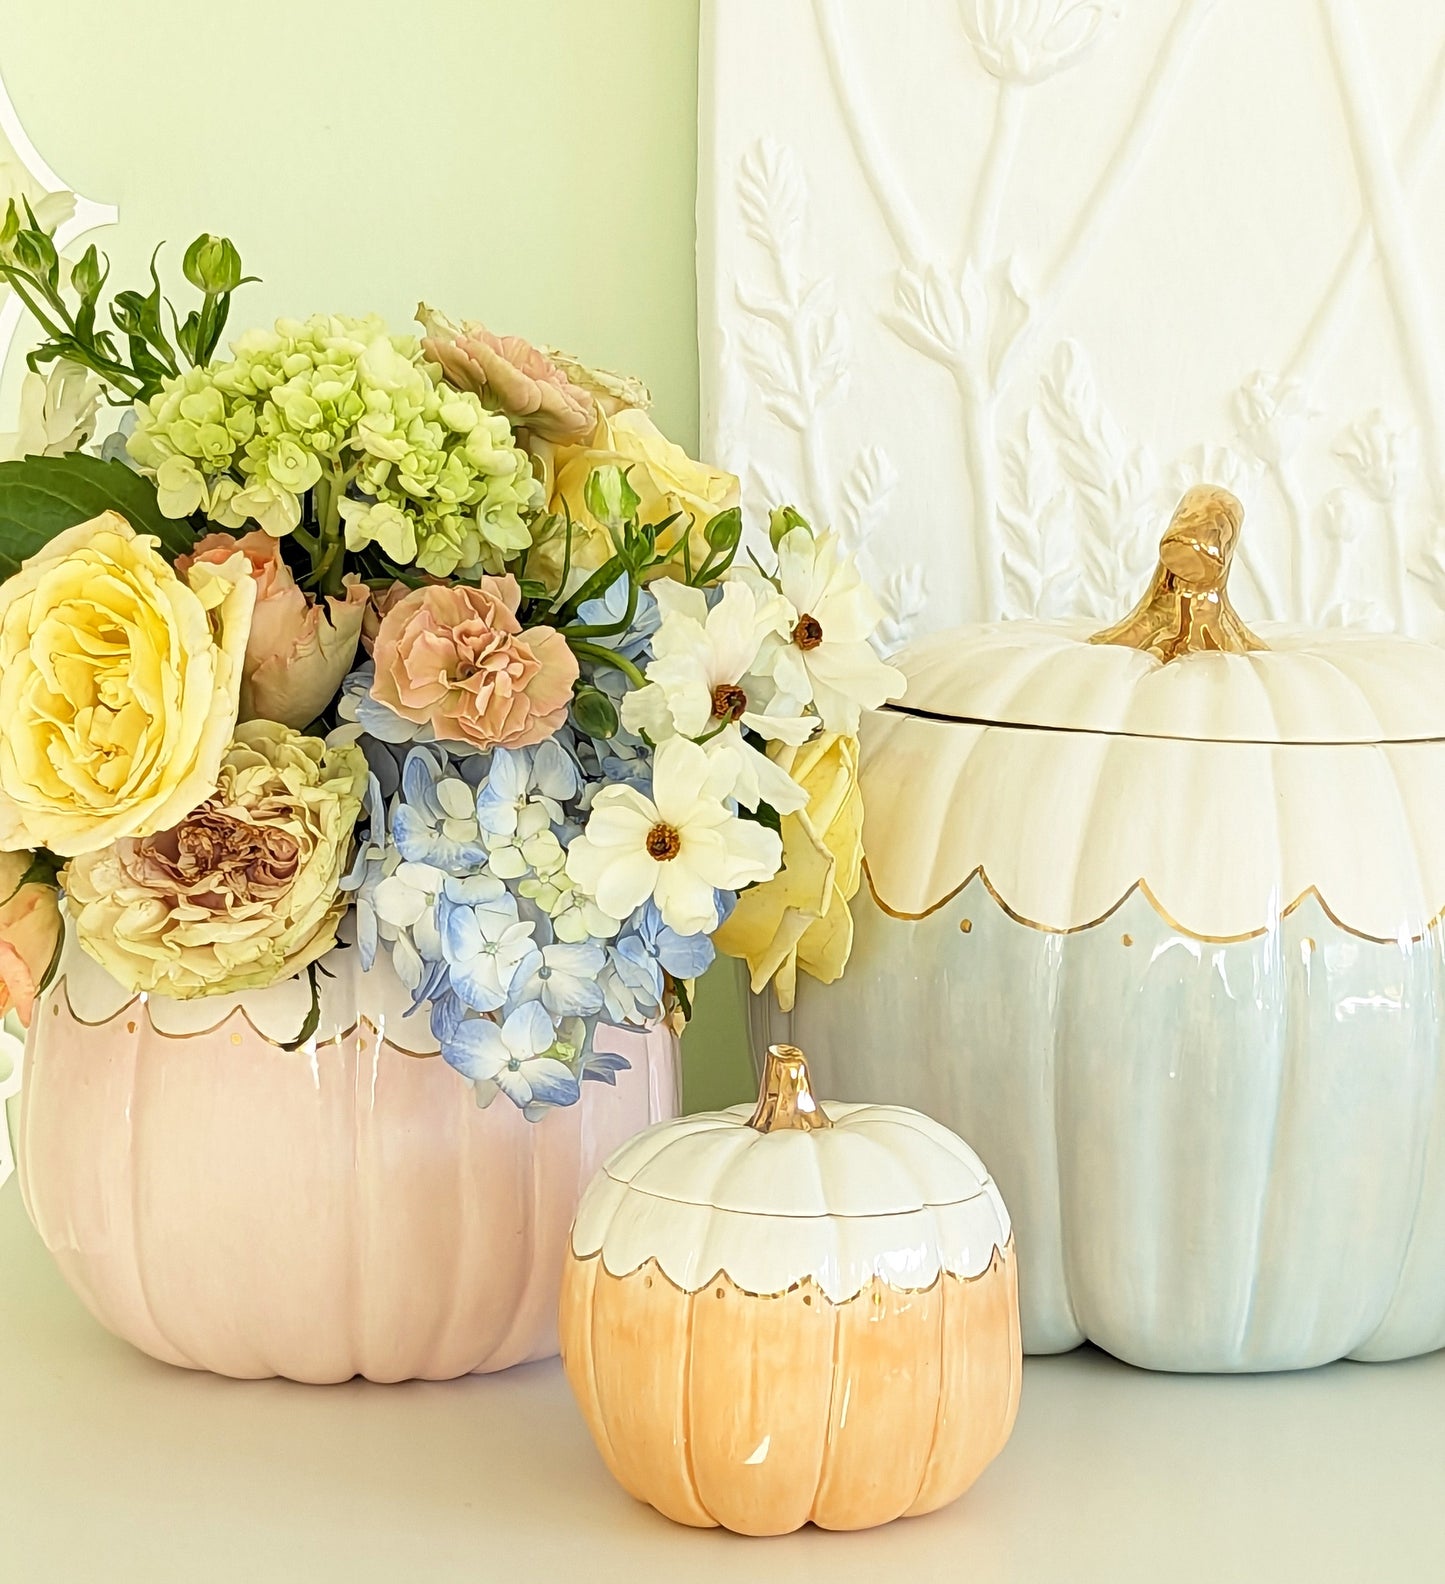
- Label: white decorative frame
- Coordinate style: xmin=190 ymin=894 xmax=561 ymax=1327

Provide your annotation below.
xmin=0 ymin=64 xmax=116 ymax=405
xmin=700 ymin=0 xmax=1445 ymax=640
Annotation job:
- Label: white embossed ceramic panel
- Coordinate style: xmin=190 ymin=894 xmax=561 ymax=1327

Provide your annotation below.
xmin=699 ymin=0 xmax=1445 ymax=638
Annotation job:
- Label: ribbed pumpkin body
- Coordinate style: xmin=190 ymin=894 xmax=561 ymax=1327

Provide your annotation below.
xmin=561 ymin=1248 xmax=1020 ymax=1535
xmin=560 ymin=1080 xmax=1021 ymax=1534
xmin=18 ymin=940 xmax=678 ymax=1384
xmin=769 ymin=879 xmax=1445 ymax=1372
xmin=763 ymin=606 xmax=1445 ymax=1372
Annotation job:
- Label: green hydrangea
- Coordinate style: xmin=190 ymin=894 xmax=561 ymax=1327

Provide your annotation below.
xmin=127 ymin=313 xmax=541 ymax=575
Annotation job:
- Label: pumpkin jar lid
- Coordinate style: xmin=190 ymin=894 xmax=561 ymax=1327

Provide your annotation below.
xmin=571 ymin=1046 xmax=1012 ymax=1303
xmin=860 ymin=486 xmax=1445 ymax=941
xmin=893 ymin=486 xmax=1445 ymax=747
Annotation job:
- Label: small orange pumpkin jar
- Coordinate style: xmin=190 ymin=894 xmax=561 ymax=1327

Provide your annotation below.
xmin=559 ymin=1044 xmax=1021 ymax=1536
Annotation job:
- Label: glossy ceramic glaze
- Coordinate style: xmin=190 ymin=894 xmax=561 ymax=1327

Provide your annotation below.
xmin=561 ymin=1247 xmax=1020 ymax=1535
xmin=19 ymin=938 xmax=678 ymax=1384
xmin=560 ymin=1048 xmax=1022 ymax=1534
xmin=765 ymin=872 xmax=1445 ymax=1372
xmin=764 ymin=496 xmax=1445 ymax=1374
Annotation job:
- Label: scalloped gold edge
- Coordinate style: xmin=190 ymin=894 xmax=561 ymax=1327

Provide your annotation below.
xmin=568 ymin=1236 xmax=1014 ymax=1304
xmin=862 ymin=860 xmax=1445 ymax=946
xmin=43 ymin=974 xmax=438 ymax=1058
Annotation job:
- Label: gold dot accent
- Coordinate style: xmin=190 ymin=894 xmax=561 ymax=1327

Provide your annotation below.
xmin=126 ymin=1021 xmax=137 ymax=1035
xmin=803 ymin=1293 xmax=812 ymax=1306
xmin=230 ymin=1032 xmax=243 ymax=1046
xmin=358 ymin=1037 xmax=368 ymax=1053
xmin=715 ymin=1287 xmax=726 ymax=1300
xmin=1121 ymin=933 xmax=1134 ymax=947
xmin=51 ymin=1003 xmax=59 ymax=1017
xmin=959 ymin=918 xmax=973 ymax=934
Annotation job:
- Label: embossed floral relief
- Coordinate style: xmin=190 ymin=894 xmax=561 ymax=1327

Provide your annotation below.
xmin=708 ymin=0 xmax=1445 ymax=638
xmin=723 ymin=137 xmax=924 ymax=652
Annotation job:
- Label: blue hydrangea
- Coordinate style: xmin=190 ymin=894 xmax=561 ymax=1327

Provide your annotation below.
xmin=332 ymin=584 xmax=742 ymax=1121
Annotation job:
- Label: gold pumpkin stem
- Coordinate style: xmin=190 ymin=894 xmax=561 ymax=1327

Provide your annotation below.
xmin=1088 ymin=484 xmax=1268 ymax=663
xmin=749 ymin=1044 xmax=833 ymax=1133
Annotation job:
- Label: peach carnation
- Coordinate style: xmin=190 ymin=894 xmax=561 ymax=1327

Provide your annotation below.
xmin=370 ymin=576 xmax=578 ymax=750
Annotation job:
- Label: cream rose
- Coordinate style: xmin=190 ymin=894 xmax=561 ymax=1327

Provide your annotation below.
xmin=536 ymin=408 xmax=741 ymax=582
xmin=66 ymin=722 xmax=368 ymax=999
xmin=714 ymin=732 xmax=864 ymax=1011
xmin=0 ymin=511 xmax=254 ymax=857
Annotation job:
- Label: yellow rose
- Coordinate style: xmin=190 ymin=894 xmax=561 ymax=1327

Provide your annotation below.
xmin=0 ymin=511 xmax=254 ymax=856
xmin=65 ymin=722 xmax=367 ymax=999
xmin=535 ymin=407 xmax=740 ymax=583
xmin=714 ymin=732 xmax=864 ymax=1012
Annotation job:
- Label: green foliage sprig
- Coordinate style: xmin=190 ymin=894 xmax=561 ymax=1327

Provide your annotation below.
xmin=537 ymin=463 xmax=744 ymax=711
xmin=0 ymin=200 xmax=255 ymax=402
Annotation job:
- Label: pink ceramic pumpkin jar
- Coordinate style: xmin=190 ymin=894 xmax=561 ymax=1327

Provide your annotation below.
xmin=18 ymin=933 xmax=678 ymax=1384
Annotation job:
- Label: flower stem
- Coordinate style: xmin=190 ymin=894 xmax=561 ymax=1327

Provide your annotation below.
xmin=312 ymin=468 xmax=347 ymax=597
xmin=568 ymin=639 xmax=646 ymax=690
xmin=560 ymin=571 xmax=638 ymax=640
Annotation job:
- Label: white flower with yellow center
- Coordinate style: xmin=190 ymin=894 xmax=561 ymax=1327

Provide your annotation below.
xmin=621 ymin=579 xmax=813 ymax=814
xmin=755 ymin=528 xmax=906 ymax=734
xmin=565 ymin=737 xmax=782 ymax=936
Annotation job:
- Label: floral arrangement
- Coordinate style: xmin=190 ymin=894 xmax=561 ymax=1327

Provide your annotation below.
xmin=0 ymin=205 xmax=903 ymax=1116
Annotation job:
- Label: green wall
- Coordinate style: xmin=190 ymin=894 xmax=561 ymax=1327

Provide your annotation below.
xmin=2 ymin=0 xmax=753 ymax=1110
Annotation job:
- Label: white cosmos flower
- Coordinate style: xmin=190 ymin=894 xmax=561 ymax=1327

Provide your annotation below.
xmin=620 ymin=579 xmax=815 ymax=815
xmin=701 ymin=726 xmax=809 ymax=815
xmin=621 ymin=579 xmax=814 ymax=746
xmin=754 ymin=528 xmax=905 ymax=734
xmin=565 ymin=736 xmax=782 ymax=935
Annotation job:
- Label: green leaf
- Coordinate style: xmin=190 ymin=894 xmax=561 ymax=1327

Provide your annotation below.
xmin=746 ymin=799 xmax=782 ymax=835
xmin=280 ymin=963 xmax=323 ymax=1053
xmin=0 ymin=454 xmax=193 ymax=577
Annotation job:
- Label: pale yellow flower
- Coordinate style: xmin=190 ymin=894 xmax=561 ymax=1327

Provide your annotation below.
xmin=534 ymin=408 xmax=740 ymax=585
xmin=0 ymin=361 xmax=100 ymax=461
xmin=714 ymin=732 xmax=864 ymax=1011
xmin=66 ymin=722 xmax=367 ymax=999
xmin=0 ymin=512 xmax=254 ymax=856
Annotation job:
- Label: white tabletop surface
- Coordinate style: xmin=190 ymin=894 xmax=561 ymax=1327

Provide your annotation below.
xmin=1 ymin=1179 xmax=1442 ymax=1584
